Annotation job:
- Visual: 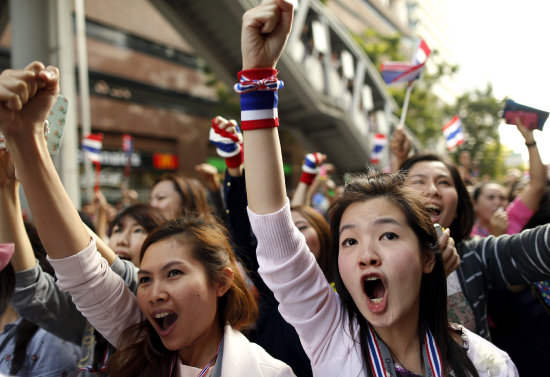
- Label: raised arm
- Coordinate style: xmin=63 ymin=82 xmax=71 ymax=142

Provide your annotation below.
xmin=0 ymin=150 xmax=35 ymax=271
xmin=290 ymin=152 xmax=325 ymax=207
xmin=0 ymin=62 xmax=89 ymax=259
xmin=389 ymin=125 xmax=411 ymax=172
xmin=240 ymin=0 xmax=293 ymax=214
xmin=515 ymin=121 xmax=547 ymax=211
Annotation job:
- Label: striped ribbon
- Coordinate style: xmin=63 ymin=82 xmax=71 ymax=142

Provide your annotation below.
xmin=233 ymin=74 xmax=284 ymax=94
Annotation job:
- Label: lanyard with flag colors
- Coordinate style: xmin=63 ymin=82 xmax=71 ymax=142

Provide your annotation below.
xmin=367 ymin=324 xmax=443 ymax=377
xmin=168 ymin=336 xmax=224 ymax=377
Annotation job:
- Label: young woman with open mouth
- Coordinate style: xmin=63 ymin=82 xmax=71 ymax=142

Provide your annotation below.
xmin=239 ymin=1 xmax=518 ymax=376
xmin=0 ymin=62 xmax=295 ymax=376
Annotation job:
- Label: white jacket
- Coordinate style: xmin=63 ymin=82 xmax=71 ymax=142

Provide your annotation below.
xmin=49 ymin=239 xmax=295 ymax=377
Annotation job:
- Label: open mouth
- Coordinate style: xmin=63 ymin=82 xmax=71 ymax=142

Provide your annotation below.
xmin=363 ymin=276 xmax=386 ymax=304
xmin=153 ymin=311 xmax=178 ymax=333
xmin=425 ymin=204 xmax=441 ymax=218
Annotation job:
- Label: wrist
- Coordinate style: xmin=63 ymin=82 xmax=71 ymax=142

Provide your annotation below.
xmin=235 ymin=69 xmax=283 ymax=131
xmin=525 ymin=140 xmax=536 ymax=147
xmin=225 ymin=149 xmax=243 ymax=169
xmin=300 ymin=171 xmax=316 ymax=185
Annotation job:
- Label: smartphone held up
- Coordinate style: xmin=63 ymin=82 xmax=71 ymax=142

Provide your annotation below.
xmin=0 ymin=95 xmax=68 ymax=155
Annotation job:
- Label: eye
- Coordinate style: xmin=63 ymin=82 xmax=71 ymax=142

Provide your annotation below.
xmin=297 ymin=225 xmax=308 ymax=232
xmin=167 ymin=269 xmax=182 ymax=278
xmin=409 ymin=179 xmax=425 ymax=186
xmin=133 ymin=227 xmax=146 ymax=234
xmin=112 ymin=226 xmax=122 ymax=234
xmin=438 ymin=179 xmax=452 ymax=186
xmin=341 ymin=238 xmax=357 ymax=247
xmin=138 ymin=276 xmax=151 ymax=285
xmin=380 ymin=232 xmax=398 ymax=241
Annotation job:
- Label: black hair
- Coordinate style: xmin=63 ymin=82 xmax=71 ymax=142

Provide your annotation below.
xmin=400 ymin=153 xmax=475 ymax=244
xmin=328 ymin=172 xmax=478 ymax=377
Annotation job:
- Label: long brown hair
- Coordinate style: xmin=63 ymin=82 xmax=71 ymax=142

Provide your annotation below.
xmin=291 ymin=205 xmax=333 ymax=282
xmin=106 ymin=214 xmax=258 ymax=377
xmin=153 ymin=173 xmax=210 ymax=217
xmin=328 ymin=172 xmax=478 ymax=377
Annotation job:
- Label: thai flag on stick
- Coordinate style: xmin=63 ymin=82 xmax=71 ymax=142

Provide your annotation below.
xmin=122 ymin=134 xmax=134 ymax=178
xmin=371 ymin=133 xmax=387 ymax=164
xmin=82 ymin=133 xmax=103 ymax=192
xmin=82 ymin=133 xmax=103 ymax=163
xmin=443 ymin=116 xmax=464 ymax=151
xmin=380 ymin=39 xmax=431 ymax=85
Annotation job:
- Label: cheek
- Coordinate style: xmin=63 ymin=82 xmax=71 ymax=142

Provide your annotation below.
xmin=304 ymin=230 xmax=320 ymax=257
xmin=136 ymin=290 xmax=147 ymax=312
xmin=337 ymin=253 xmax=354 ymax=285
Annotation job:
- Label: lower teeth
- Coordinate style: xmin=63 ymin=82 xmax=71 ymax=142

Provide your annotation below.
xmin=371 ymin=298 xmax=382 ymax=304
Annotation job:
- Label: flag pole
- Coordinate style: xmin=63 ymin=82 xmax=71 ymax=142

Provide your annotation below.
xmin=399 ymin=81 xmax=414 ymax=126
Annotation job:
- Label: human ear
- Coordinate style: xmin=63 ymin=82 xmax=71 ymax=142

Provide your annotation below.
xmin=216 ymin=267 xmax=234 ymax=297
xmin=423 ymin=253 xmax=436 ymax=274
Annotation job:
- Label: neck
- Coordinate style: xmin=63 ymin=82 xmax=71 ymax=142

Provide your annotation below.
xmin=1 ymin=305 xmax=19 ymax=332
xmin=178 ymin=322 xmax=224 ymax=369
xmin=374 ymin=313 xmax=423 ymax=374
xmin=477 ymin=218 xmax=490 ymax=230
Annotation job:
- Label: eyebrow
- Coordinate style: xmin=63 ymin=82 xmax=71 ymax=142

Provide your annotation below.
xmin=408 ymin=173 xmax=450 ymax=180
xmin=339 ymin=217 xmax=401 ymax=234
xmin=138 ymin=260 xmax=184 ymax=275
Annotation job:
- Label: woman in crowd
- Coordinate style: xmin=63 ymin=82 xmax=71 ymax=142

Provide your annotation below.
xmin=150 ymin=172 xmax=219 ymax=219
xmin=470 ymin=121 xmax=546 ymax=237
xmin=107 ymin=204 xmax=167 ymax=266
xmin=0 ymin=235 xmax=82 ymax=376
xmin=238 ymin=1 xmax=517 ymax=375
xmin=0 ymin=61 xmax=294 ymax=376
xmin=0 ymin=150 xmax=166 ymax=374
xmin=398 ymin=153 xmax=550 ymax=340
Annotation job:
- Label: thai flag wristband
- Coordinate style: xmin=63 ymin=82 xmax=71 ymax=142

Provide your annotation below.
xmin=300 ymin=172 xmax=317 ymax=185
xmin=300 ymin=152 xmax=323 ymax=185
xmin=225 ymin=149 xmax=243 ymax=168
xmin=234 ymin=68 xmax=284 ymax=130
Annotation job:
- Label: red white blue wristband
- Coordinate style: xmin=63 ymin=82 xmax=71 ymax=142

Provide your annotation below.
xmin=234 ymin=69 xmax=284 ymax=130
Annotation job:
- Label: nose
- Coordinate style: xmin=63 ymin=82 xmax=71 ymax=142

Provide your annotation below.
xmin=115 ymin=230 xmax=130 ymax=246
xmin=423 ymin=179 xmax=440 ymax=198
xmin=149 ymin=280 xmax=168 ymax=303
xmin=358 ymin=244 xmax=381 ymax=268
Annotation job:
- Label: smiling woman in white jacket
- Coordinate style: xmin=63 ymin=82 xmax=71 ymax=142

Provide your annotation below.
xmin=0 ymin=52 xmax=294 ymax=377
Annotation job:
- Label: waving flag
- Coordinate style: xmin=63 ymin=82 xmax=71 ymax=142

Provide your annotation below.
xmin=413 ymin=39 xmax=431 ymax=65
xmin=443 ymin=116 xmax=464 ymax=151
xmin=371 ymin=133 xmax=387 ymax=164
xmin=82 ymin=133 xmax=103 ymax=163
xmin=381 ymin=39 xmax=431 ymax=85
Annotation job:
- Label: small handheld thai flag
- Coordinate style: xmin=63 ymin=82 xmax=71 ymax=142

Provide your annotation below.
xmin=443 ymin=116 xmax=464 ymax=151
xmin=122 ymin=134 xmax=134 ymax=178
xmin=371 ymin=133 xmax=387 ymax=164
xmin=82 ymin=133 xmax=103 ymax=164
xmin=380 ymin=39 xmax=431 ymax=85
xmin=122 ymin=134 xmax=133 ymax=158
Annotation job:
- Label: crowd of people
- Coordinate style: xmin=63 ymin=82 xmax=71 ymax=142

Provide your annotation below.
xmin=0 ymin=0 xmax=549 ymax=376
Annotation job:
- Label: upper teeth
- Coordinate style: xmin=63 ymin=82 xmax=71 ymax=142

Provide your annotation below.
xmin=154 ymin=312 xmax=171 ymax=319
xmin=366 ymin=277 xmax=379 ymax=281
